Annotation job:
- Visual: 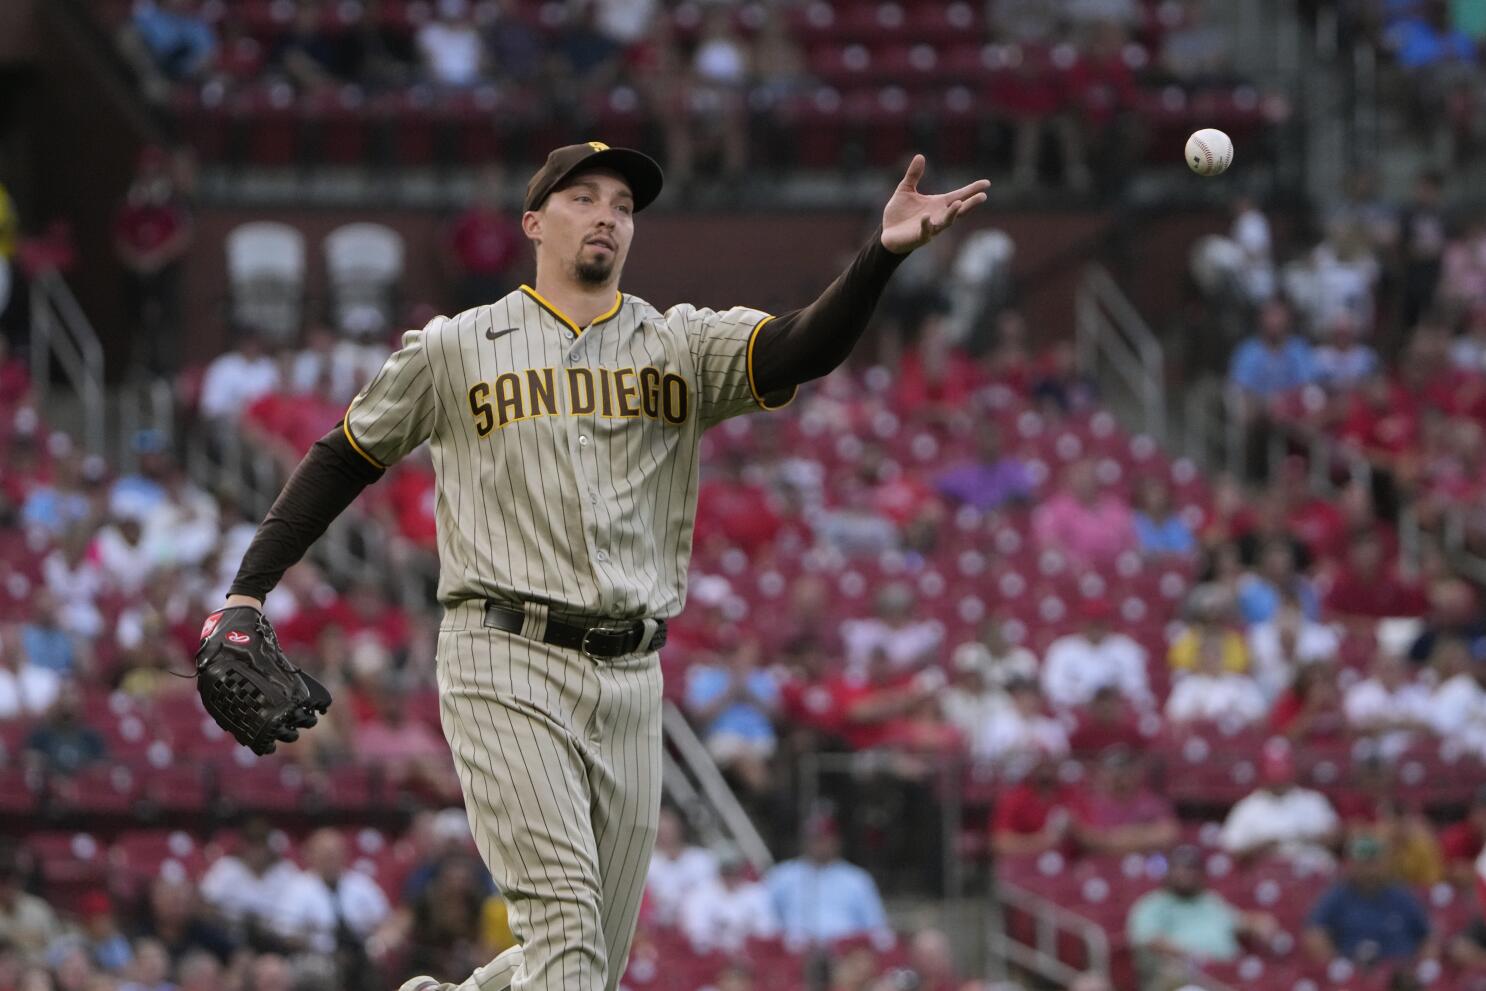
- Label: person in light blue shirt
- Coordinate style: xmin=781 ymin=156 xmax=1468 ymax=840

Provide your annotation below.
xmin=1229 ymin=299 xmax=1319 ymax=399
xmin=23 ymin=602 xmax=76 ymax=676
xmin=1132 ymin=477 xmax=1196 ymax=558
xmin=131 ymin=0 xmax=217 ymax=81
xmin=765 ymin=813 xmax=890 ymax=945
xmin=1237 ymin=539 xmax=1320 ymax=625
xmin=685 ymin=639 xmax=780 ymax=796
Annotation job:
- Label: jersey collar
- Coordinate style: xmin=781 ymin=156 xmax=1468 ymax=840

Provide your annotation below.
xmin=520 ymin=285 xmax=623 ymax=337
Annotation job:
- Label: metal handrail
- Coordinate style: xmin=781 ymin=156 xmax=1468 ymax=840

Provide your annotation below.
xmin=1077 ymin=265 xmax=1166 ymax=443
xmin=660 ymin=701 xmax=773 ymax=872
xmin=989 ymin=880 xmax=1110 ymax=985
xmin=29 ymin=271 xmax=105 ymax=456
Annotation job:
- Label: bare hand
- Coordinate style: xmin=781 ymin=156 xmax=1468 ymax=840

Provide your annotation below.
xmin=880 ymin=154 xmax=991 ymax=255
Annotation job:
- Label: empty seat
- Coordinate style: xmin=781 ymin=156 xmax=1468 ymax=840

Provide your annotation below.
xmin=225 ymin=221 xmax=306 ymax=342
xmin=323 ymin=222 xmax=405 ymax=338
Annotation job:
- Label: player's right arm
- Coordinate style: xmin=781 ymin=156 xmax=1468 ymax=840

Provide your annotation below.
xmin=225 ymin=319 xmax=442 ymax=610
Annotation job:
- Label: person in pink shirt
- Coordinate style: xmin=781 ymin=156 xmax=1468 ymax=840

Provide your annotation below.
xmin=355 ymin=678 xmax=458 ymax=799
xmin=1032 ymin=458 xmax=1136 ymax=567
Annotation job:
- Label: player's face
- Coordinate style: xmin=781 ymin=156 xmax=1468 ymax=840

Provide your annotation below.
xmin=533 ymin=169 xmax=635 ymax=288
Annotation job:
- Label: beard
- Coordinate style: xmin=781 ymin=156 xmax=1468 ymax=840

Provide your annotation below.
xmin=574 ymin=251 xmax=615 ymax=286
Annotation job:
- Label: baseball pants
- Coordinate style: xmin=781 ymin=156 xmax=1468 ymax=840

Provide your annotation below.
xmin=436 ymin=602 xmax=663 ymax=991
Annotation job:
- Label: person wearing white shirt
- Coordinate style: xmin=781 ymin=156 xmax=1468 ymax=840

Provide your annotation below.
xmin=1220 ymin=744 xmax=1339 ymax=867
xmin=198 ymin=335 xmax=280 ymax=423
xmin=1040 ymin=603 xmax=1151 ymax=711
xmin=1345 ymin=652 xmax=1432 ymax=758
xmin=941 ymin=654 xmax=1012 ymax=749
xmin=955 ymin=619 xmax=1039 ymax=688
xmin=198 ymin=819 xmax=306 ymax=934
xmin=0 ymin=631 xmax=62 ymax=721
xmin=975 ymin=679 xmax=1070 ymax=764
xmin=1248 ymin=600 xmax=1339 ymax=701
xmin=839 ymin=582 xmax=942 ymax=673
xmin=1232 ymin=196 xmax=1276 ymax=303
xmin=90 ymin=517 xmax=157 ymax=596
xmin=1165 ymin=639 xmax=1268 ymax=727
xmin=416 ymin=0 xmax=485 ymax=87
xmin=679 ymin=852 xmax=779 ymax=955
xmin=1429 ymin=637 xmax=1486 ymax=758
xmin=643 ymin=807 xmax=719 ymax=928
xmin=268 ymin=830 xmax=390 ymax=956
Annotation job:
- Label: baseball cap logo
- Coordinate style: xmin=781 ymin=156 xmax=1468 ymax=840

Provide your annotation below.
xmin=588 ymin=141 xmax=609 ymax=152
xmin=226 ymin=631 xmax=252 ymax=645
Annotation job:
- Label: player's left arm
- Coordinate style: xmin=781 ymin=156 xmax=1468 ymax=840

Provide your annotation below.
xmin=750 ymin=154 xmax=990 ymax=394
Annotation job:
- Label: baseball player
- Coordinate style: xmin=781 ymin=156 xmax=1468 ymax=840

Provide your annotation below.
xmin=193 ymin=143 xmax=989 ymax=991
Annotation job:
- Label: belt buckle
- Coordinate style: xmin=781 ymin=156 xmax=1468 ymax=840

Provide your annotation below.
xmin=581 ymin=624 xmax=630 ymax=660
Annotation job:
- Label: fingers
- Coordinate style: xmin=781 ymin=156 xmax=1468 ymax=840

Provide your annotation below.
xmin=899 ymin=153 xmax=927 ymax=192
xmin=943 ymin=178 xmax=992 ymax=201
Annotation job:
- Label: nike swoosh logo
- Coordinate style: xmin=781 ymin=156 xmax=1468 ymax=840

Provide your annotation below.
xmin=486 ymin=327 xmax=519 ymax=341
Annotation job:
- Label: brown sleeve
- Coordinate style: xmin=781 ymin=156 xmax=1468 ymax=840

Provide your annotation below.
xmin=227 ymin=424 xmax=385 ymax=601
xmin=749 ymin=227 xmax=907 ymax=394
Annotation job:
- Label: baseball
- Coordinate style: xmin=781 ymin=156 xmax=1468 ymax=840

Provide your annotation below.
xmin=1185 ymin=128 xmax=1234 ymax=176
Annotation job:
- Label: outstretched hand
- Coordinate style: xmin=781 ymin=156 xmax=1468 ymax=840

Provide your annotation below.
xmin=880 ymin=154 xmax=991 ymax=255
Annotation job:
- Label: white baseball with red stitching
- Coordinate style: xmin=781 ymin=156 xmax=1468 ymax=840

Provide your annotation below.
xmin=1185 ymin=128 xmax=1234 ymax=176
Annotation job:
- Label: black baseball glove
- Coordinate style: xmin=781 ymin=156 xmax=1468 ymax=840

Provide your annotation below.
xmin=195 ymin=606 xmax=332 ymax=755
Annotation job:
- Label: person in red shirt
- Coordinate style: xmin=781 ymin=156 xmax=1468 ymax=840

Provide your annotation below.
xmin=1068 ymin=686 xmax=1147 ymax=757
xmin=1324 ymin=532 xmax=1429 ymax=620
xmin=445 ymin=165 xmax=524 ymax=312
xmin=1269 ymin=662 xmax=1347 ymax=742
xmin=1064 ymin=21 xmax=1142 ymax=195
xmin=893 ymin=315 xmax=983 ymax=418
xmin=824 ymin=647 xmax=934 ymax=752
xmin=990 ymin=756 xmax=1080 ymax=857
xmin=1441 ymin=787 xmax=1486 ymax=888
xmin=1072 ymin=747 xmax=1179 ymax=856
xmin=113 ymin=146 xmax=192 ymax=375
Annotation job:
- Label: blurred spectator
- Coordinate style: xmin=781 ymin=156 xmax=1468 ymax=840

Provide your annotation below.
xmin=113 ymin=147 xmax=192 ymax=377
xmin=1160 ymin=0 xmax=1233 ymax=82
xmin=1228 ymin=195 xmax=1277 ymax=309
xmin=1247 ymin=589 xmax=1339 ymax=699
xmin=839 ymin=583 xmax=941 ymax=673
xmin=20 ymin=450 xmax=96 ymax=538
xmin=0 ymin=626 xmax=61 ymax=720
xmin=1164 ymin=632 xmax=1267 ymax=727
xmin=1428 ymin=637 xmax=1486 ymax=758
xmin=1325 ymin=532 xmax=1429 ymax=619
xmin=893 ymin=317 xmax=983 ymax=416
xmin=198 ymin=818 xmax=304 ymax=940
xmin=119 ymin=938 xmax=172 ymax=991
xmin=1229 ymin=299 xmax=1318 ymax=404
xmin=679 ymin=848 xmax=778 ymax=954
xmin=1068 ymin=686 xmax=1147 ymax=756
xmin=1031 ymin=459 xmax=1136 ymax=567
xmin=23 ymin=685 xmax=104 ymax=775
xmin=1398 ymin=171 xmax=1448 ymax=327
xmin=89 ymin=516 xmax=153 ymax=598
xmin=109 ymin=431 xmax=173 ymax=523
xmin=933 ymin=425 xmax=1032 ymax=512
xmin=416 ymin=0 xmax=485 ymax=87
xmin=380 ymin=852 xmax=491 ymax=980
xmin=890 ymin=927 xmax=979 ymax=991
xmin=1127 ymin=845 xmax=1277 ymax=988
xmin=1314 ymin=313 xmax=1380 ymax=391
xmin=199 ymin=333 xmax=279 ymax=425
xmin=482 ymin=0 xmax=544 ymax=85
xmin=765 ymin=814 xmax=889 ymax=945
xmin=445 ymin=166 xmax=523 ymax=313
xmin=1291 ymin=221 xmax=1381 ymax=330
xmin=990 ymin=757 xmax=1079 ymax=857
xmin=273 ymin=828 xmax=389 ymax=961
xmin=975 ymin=678 xmax=1068 ymax=765
xmin=684 ymin=638 xmax=780 ymax=797
xmin=76 ymin=892 xmax=132 ymax=973
xmin=171 ymin=950 xmax=221 ymax=991
xmin=645 ymin=807 xmax=720 ymax=929
xmin=0 ymin=848 xmax=61 ymax=960
xmin=941 ymin=650 xmax=1011 ymax=753
xmin=1441 ymin=786 xmax=1486 ymax=888
xmin=1406 ymin=578 xmax=1485 ymax=666
xmin=1344 ymin=652 xmax=1432 ymax=756
xmin=1132 ymin=477 xmax=1195 ymax=557
xmin=1066 ymin=21 xmax=1143 ymax=195
xmin=132 ymin=875 xmax=234 ymax=965
xmin=750 ymin=9 xmax=810 ymax=102
xmin=117 ymin=0 xmax=217 ymax=97
xmin=355 ymin=678 xmax=456 ymax=796
xmin=246 ymin=951 xmax=295 ymax=991
xmin=1270 ymin=661 xmax=1347 ymax=742
xmin=953 ymin=619 xmax=1038 ymax=689
xmin=1169 ymin=584 xmax=1250 ymax=673
xmin=270 ymin=0 xmax=342 ymax=92
xmin=686 ymin=8 xmax=751 ymax=182
xmin=1236 ymin=539 xmax=1318 ymax=626
xmin=1304 ymin=835 xmax=1436 ymax=965
xmin=1219 ymin=741 xmax=1340 ymax=866
xmin=1040 ymin=599 xmax=1151 ymax=710
xmin=1072 ymin=748 xmax=1178 ymax=856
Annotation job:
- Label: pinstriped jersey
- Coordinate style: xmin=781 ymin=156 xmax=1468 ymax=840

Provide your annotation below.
xmin=342 ymin=285 xmax=795 ymax=620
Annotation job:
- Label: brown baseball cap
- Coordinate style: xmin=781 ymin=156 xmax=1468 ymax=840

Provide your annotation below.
xmin=523 ymin=141 xmax=665 ymax=214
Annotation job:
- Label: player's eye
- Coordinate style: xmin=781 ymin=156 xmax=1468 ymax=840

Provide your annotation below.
xmin=617 ymin=204 xmax=633 ymax=216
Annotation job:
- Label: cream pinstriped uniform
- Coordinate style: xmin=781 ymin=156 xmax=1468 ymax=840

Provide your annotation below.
xmin=343 ymin=286 xmax=793 ymax=991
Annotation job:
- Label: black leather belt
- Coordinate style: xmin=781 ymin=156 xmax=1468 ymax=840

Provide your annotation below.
xmin=482 ymin=602 xmax=667 ymax=659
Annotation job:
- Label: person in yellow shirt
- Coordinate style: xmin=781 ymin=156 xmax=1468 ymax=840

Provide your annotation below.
xmin=1169 ymin=584 xmax=1250 ymax=674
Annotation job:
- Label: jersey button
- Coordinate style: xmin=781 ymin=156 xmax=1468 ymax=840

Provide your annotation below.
xmin=578 ymin=435 xmax=590 ymax=447
xmin=595 ymin=551 xmax=609 ymax=563
xmin=568 ymin=352 xmax=580 ymax=364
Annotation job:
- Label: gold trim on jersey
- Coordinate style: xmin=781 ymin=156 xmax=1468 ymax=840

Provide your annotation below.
xmin=341 ymin=409 xmax=387 ymax=469
xmin=519 ymin=285 xmax=623 ymax=337
xmin=745 ymin=314 xmax=798 ymax=411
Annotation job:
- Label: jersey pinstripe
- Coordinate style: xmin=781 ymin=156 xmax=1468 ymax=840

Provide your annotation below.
xmin=343 ymin=287 xmax=795 ymax=620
